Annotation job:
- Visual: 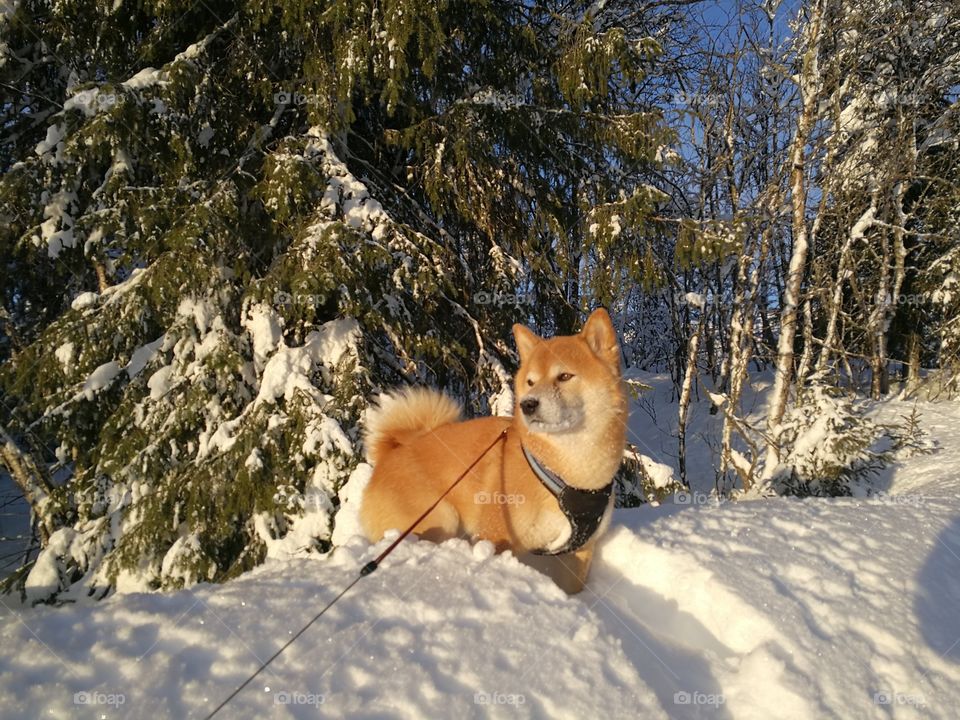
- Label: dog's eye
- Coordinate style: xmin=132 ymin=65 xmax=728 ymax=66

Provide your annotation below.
xmin=526 ymin=378 xmax=534 ymax=387
xmin=557 ymin=372 xmax=575 ymax=382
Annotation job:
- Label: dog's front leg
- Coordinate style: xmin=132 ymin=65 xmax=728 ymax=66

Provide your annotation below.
xmin=556 ymin=544 xmax=595 ymax=595
xmin=522 ymin=543 xmax=595 ymax=595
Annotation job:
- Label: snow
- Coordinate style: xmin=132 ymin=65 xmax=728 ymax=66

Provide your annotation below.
xmin=4 ymin=389 xmax=960 ymax=718
xmin=84 ymin=226 xmax=105 ymax=256
xmin=126 ymin=336 xmax=165 ymax=379
xmin=253 ymin=421 xmax=353 ymax=561
xmin=307 ymin=127 xmax=392 ymax=240
xmin=851 ymin=205 xmax=877 ymax=241
xmin=34 ymin=123 xmax=65 ymax=160
xmin=70 ymin=291 xmax=99 ymax=311
xmin=147 ymin=365 xmax=175 ymax=401
xmin=100 ymin=267 xmax=148 ymax=305
xmin=177 ymin=41 xmax=203 ymax=61
xmin=255 ymin=318 xmax=360 ymax=406
xmin=185 ymin=315 xmax=359 ymax=463
xmin=177 ymin=296 xmax=215 ymax=334
xmin=330 ymin=464 xmax=372 ymax=547
xmin=160 ymin=534 xmax=207 ymax=587
xmin=302 ymin=415 xmax=353 ymax=460
xmin=122 ymin=67 xmax=165 ymax=90
xmin=172 ymin=17 xmax=233 ymax=64
xmin=63 ymin=88 xmax=105 ymax=117
xmin=197 ymin=413 xmax=239 ymax=459
xmin=38 ymin=190 xmax=77 ymax=258
xmin=242 ymin=303 xmax=282 ymax=371
xmin=608 ymin=213 xmax=622 ymax=237
xmin=99 ymin=148 xmax=133 ymax=193
xmin=635 ymin=453 xmax=676 ymax=489
xmin=54 ymin=341 xmax=75 ymax=371
xmin=22 ymin=529 xmax=75 ymax=604
xmin=243 ymin=449 xmax=264 ymax=471
xmin=81 ymin=361 xmax=121 ymax=400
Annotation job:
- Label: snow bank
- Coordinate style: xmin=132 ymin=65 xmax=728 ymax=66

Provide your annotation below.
xmin=4 ymin=397 xmax=960 ymax=718
xmin=2 ymin=539 xmax=663 ymax=718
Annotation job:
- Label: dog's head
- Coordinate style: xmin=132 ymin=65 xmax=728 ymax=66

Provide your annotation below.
xmin=512 ymin=308 xmax=623 ymax=435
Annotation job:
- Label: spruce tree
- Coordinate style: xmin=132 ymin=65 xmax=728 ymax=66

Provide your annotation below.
xmin=0 ymin=1 xmax=669 ymax=600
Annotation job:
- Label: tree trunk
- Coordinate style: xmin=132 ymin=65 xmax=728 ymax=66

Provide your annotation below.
xmin=817 ymin=203 xmax=876 ymax=375
xmin=764 ymin=0 xmax=825 ymax=474
xmin=907 ymin=331 xmax=922 ymax=390
xmin=94 ymin=261 xmax=110 ymax=293
xmin=678 ymin=309 xmax=706 ymax=487
xmin=0 ymin=425 xmax=56 ymax=545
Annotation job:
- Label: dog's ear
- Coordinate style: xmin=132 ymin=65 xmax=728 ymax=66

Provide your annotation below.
xmin=580 ymin=308 xmax=620 ymax=373
xmin=512 ymin=323 xmax=541 ymax=364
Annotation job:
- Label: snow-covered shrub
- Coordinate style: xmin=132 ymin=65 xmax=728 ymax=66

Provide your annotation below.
xmin=616 ymin=445 xmax=685 ymax=507
xmin=767 ymin=384 xmax=919 ymax=497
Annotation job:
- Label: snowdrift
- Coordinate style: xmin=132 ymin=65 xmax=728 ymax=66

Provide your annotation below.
xmin=2 ymin=401 xmax=960 ymax=719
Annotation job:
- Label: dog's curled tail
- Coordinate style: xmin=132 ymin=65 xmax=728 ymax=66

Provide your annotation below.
xmin=364 ymin=388 xmax=462 ymax=464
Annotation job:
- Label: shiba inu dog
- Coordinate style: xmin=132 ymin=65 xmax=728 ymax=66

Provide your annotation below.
xmin=360 ymin=308 xmax=627 ymax=593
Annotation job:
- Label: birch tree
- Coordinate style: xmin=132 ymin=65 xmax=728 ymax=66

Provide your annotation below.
xmin=764 ymin=0 xmax=825 ymax=474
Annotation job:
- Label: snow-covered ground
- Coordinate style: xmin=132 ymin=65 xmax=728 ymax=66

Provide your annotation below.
xmin=2 ymin=388 xmax=959 ymax=719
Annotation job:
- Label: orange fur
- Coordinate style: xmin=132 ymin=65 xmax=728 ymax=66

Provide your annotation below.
xmin=360 ymin=309 xmax=627 ymax=593
xmin=364 ymin=388 xmax=463 ymax=465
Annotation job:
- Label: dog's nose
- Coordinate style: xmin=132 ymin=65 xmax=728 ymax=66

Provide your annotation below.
xmin=520 ymin=397 xmax=539 ymax=416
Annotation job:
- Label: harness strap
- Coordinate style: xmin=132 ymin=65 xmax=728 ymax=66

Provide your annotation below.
xmin=521 ymin=445 xmax=613 ymax=555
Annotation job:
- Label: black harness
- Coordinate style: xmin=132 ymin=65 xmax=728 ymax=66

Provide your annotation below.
xmin=521 ymin=445 xmax=613 ymax=555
